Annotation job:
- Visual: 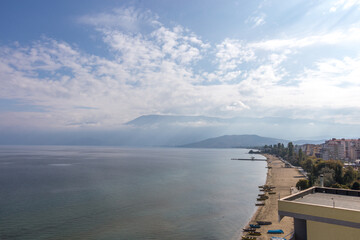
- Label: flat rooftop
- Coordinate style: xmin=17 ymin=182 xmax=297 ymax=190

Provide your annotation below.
xmin=279 ymin=187 xmax=360 ymax=229
xmin=281 ymin=187 xmax=360 ymax=211
xmin=293 ymin=192 xmax=360 ymax=211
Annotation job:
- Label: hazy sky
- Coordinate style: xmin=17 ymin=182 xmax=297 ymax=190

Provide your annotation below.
xmin=1 ymin=0 xmax=360 ymax=134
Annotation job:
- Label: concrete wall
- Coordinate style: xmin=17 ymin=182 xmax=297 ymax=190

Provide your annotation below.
xmin=307 ymin=220 xmax=360 ymax=240
xmin=279 ymin=197 xmax=360 ymax=240
xmin=278 ymin=200 xmax=360 ymax=225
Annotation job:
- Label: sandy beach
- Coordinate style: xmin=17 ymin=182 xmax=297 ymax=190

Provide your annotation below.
xmin=240 ymin=154 xmax=305 ymax=240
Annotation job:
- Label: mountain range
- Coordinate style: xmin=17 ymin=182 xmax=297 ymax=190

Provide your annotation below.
xmin=0 ymin=114 xmax=327 ymax=147
xmin=180 ymin=134 xmax=288 ymax=148
xmin=180 ymin=134 xmax=325 ymax=148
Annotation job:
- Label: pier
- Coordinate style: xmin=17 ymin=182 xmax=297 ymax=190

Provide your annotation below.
xmin=231 ymin=157 xmax=267 ymax=161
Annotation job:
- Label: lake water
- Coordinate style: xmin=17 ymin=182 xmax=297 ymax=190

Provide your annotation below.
xmin=0 ymin=146 xmax=267 ymax=240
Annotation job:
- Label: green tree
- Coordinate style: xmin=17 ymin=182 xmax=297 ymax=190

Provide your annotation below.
xmin=298 ymin=148 xmax=304 ymax=163
xmin=351 ymin=181 xmax=360 ymax=190
xmin=322 ymin=160 xmax=343 ymax=184
xmin=287 ymin=142 xmax=294 ymax=157
xmin=317 ymin=167 xmax=335 ymax=187
xmin=331 ymin=183 xmax=342 ymax=188
xmin=333 ymin=162 xmax=344 ymax=184
xmin=313 ymin=160 xmax=326 ymax=176
xmin=331 ymin=183 xmax=349 ymax=189
xmin=296 ymin=179 xmax=310 ymax=190
xmin=343 ymin=167 xmax=356 ymax=185
xmin=302 ymin=158 xmax=314 ymax=173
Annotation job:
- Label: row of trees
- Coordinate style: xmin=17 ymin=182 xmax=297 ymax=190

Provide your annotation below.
xmin=262 ymin=142 xmax=303 ymax=166
xmin=296 ymin=157 xmax=360 ymax=190
xmin=262 ymin=143 xmax=360 ymax=190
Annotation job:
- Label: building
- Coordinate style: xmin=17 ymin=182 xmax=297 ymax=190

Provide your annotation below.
xmin=278 ymin=187 xmax=360 ymax=240
xmin=322 ymin=139 xmax=342 ymax=160
xmin=299 ymin=144 xmax=323 ymax=158
xmin=300 ymin=138 xmax=360 ymax=161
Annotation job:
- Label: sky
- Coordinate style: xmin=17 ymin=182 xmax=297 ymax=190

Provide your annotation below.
xmin=1 ymin=0 xmax=360 ymax=140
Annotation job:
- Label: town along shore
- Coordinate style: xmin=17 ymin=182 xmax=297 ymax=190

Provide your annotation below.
xmin=241 ymin=154 xmax=305 ymax=240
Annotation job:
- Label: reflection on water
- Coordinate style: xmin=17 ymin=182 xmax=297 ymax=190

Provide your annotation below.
xmin=0 ymin=146 xmax=266 ymax=240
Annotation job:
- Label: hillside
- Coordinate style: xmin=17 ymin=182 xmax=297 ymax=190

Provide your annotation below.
xmin=180 ymin=134 xmax=289 ymax=148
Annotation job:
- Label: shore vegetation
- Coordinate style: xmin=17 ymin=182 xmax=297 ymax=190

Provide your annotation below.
xmin=261 ymin=143 xmax=360 ymax=190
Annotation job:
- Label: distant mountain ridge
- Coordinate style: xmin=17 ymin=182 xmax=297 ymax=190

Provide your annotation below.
xmin=0 ymin=114 xmax=327 ymax=147
xmin=126 ymin=114 xmax=319 ymax=127
xmin=126 ymin=115 xmax=225 ymax=126
xmin=180 ymin=134 xmax=289 ymax=148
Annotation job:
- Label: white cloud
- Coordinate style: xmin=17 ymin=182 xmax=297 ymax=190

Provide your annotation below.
xmin=330 ymin=0 xmax=360 ymax=12
xmin=0 ymin=9 xmax=235 ymax=128
xmin=329 ymin=6 xmax=337 ymax=12
xmin=224 ymin=100 xmax=250 ymax=111
xmin=78 ymin=7 xmax=160 ymax=32
xmin=212 ymin=27 xmax=360 ymax=84
xmin=301 ymin=57 xmax=360 ymax=86
xmin=151 ymin=26 xmax=206 ymax=64
xmin=249 ymin=28 xmax=360 ymax=51
xmin=215 ymin=38 xmax=255 ymax=77
xmin=247 ymin=64 xmax=286 ymax=85
xmin=246 ymin=13 xmax=266 ymax=28
xmin=232 ymin=54 xmax=360 ymax=124
xmin=2 ymin=6 xmax=360 ymax=130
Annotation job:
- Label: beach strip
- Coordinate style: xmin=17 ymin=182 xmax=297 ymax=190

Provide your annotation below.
xmin=241 ymin=154 xmax=305 ymax=240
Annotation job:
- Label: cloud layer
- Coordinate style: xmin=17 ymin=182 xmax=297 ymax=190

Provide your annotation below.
xmin=1 ymin=2 xmax=360 ymax=132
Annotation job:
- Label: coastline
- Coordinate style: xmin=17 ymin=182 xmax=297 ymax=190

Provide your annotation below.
xmin=240 ymin=154 xmax=305 ymax=240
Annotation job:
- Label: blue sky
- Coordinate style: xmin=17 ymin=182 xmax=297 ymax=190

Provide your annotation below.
xmin=1 ymin=0 xmax=360 ymax=139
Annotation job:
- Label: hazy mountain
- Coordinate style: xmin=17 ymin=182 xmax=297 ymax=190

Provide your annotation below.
xmin=126 ymin=115 xmax=227 ymax=126
xmin=126 ymin=114 xmax=320 ymax=128
xmin=0 ymin=114 xmax=327 ymax=147
xmin=126 ymin=115 xmax=328 ymax=146
xmin=180 ymin=134 xmax=289 ymax=148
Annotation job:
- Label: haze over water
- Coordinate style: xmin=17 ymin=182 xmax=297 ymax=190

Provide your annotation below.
xmin=0 ymin=146 xmax=266 ymax=240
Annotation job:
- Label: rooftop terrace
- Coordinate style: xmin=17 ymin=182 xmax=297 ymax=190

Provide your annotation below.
xmin=293 ymin=192 xmax=360 ymax=211
xmin=279 ymin=187 xmax=360 ymax=228
xmin=281 ymin=187 xmax=360 ymax=209
xmin=278 ymin=187 xmax=360 ymax=240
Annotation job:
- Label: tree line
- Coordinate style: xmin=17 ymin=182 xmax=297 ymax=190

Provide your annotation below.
xmin=261 ymin=143 xmax=360 ymax=190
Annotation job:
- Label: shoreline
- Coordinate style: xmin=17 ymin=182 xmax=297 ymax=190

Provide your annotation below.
xmin=240 ymin=154 xmax=305 ymax=240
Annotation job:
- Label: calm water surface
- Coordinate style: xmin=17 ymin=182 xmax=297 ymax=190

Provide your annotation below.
xmin=0 ymin=146 xmax=266 ymax=240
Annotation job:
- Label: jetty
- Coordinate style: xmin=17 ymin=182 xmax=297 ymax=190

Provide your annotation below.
xmin=231 ymin=156 xmax=266 ymax=161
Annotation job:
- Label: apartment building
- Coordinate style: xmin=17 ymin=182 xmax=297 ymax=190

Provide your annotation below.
xmin=322 ymin=138 xmax=360 ymax=161
xmin=298 ymin=138 xmax=360 ymax=161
